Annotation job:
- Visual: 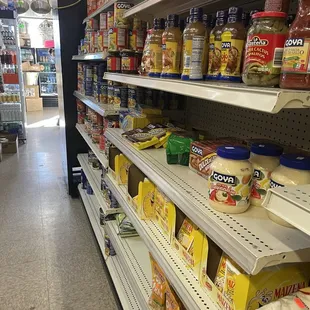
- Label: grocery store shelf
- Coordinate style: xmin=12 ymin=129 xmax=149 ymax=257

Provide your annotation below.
xmin=104 ymin=73 xmax=310 ymax=114
xmin=78 ymin=185 xmax=140 ymax=310
xmin=41 ymin=93 xmax=58 ymax=97
xmin=74 ymin=91 xmax=120 ymax=116
xmin=264 ymin=185 xmax=310 ymax=236
xmin=77 ymin=154 xmax=121 ymax=215
xmin=105 ymin=173 xmax=220 ymax=310
xmin=83 ymin=1 xmax=118 ymax=23
xmin=76 ymin=123 xmax=109 ymax=168
xmin=105 ymin=220 xmax=151 ymax=309
xmin=105 ymin=128 xmax=310 ymax=275
xmin=72 ymin=52 xmax=108 ymax=61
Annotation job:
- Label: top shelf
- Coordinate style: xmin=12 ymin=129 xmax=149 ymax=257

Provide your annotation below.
xmin=83 ymin=0 xmax=118 ymax=23
xmin=104 ymin=73 xmax=310 ymax=114
xmin=72 ymin=52 xmax=108 ymax=61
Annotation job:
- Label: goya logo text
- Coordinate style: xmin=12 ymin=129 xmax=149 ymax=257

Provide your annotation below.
xmin=212 ymin=172 xmax=236 ymax=185
xmin=285 ymin=38 xmax=304 ymax=47
xmin=116 ymin=3 xmax=131 ymax=9
xmin=247 ymin=36 xmax=269 ymax=47
xmin=222 ymin=42 xmax=231 ymax=49
xmin=191 ymin=145 xmax=203 ymax=156
xmin=270 ymin=179 xmax=284 ymax=189
xmin=253 ymin=169 xmax=262 ymax=180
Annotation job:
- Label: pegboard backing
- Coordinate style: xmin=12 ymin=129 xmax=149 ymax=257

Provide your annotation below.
xmin=187 ymin=98 xmax=310 ymax=151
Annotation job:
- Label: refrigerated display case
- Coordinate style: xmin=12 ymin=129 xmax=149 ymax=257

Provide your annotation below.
xmin=21 ymin=46 xmax=35 ymax=63
xmin=0 ymin=10 xmax=26 ymax=140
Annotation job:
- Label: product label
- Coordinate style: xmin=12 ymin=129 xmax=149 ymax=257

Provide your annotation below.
xmin=244 ymin=34 xmax=286 ymax=75
xmin=251 ymin=168 xmax=272 ymax=201
xmin=281 ymin=38 xmax=310 ymax=74
xmin=149 ymin=43 xmax=162 ymax=74
xmin=129 ymin=30 xmax=145 ymax=52
xmin=162 ymin=40 xmax=181 ymax=75
xmin=209 ymin=171 xmax=252 ymax=207
xmin=270 ymin=179 xmax=285 ymax=189
xmin=208 ymin=35 xmax=222 ymax=76
xmin=107 ymin=56 xmax=120 ymax=72
xmin=121 ymin=56 xmax=135 ymax=72
xmin=182 ymin=39 xmax=193 ymax=77
xmin=128 ymin=86 xmax=137 ymax=109
xmin=189 ymin=35 xmax=204 ymax=79
xmin=220 ymin=32 xmax=245 ymax=78
xmin=107 ymin=11 xmax=114 ymax=28
xmin=114 ymin=2 xmax=133 ymax=28
xmin=108 ymin=28 xmax=126 ymax=51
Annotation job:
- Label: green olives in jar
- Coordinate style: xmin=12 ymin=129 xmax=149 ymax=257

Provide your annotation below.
xmin=242 ymin=12 xmax=288 ymax=87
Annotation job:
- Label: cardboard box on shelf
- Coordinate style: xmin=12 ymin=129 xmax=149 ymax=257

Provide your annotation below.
xmin=25 ymin=85 xmax=39 ymax=99
xmin=26 ymin=98 xmax=43 ymax=112
xmin=0 ymin=133 xmax=18 ymax=153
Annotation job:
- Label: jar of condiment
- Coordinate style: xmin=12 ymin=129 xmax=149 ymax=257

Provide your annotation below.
xmin=242 ymin=12 xmax=288 ymax=87
xmin=280 ymin=0 xmax=310 ymax=90
xmin=149 ymin=18 xmax=165 ymax=77
xmin=161 ymin=14 xmax=182 ymax=78
xmin=208 ymin=146 xmax=253 ymax=214
xmin=268 ymin=154 xmax=310 ymax=227
xmin=120 ymin=50 xmax=138 ymax=74
xmin=107 ymin=51 xmax=121 ymax=72
xmin=220 ymin=7 xmax=246 ymax=82
xmin=249 ymin=143 xmax=283 ymax=207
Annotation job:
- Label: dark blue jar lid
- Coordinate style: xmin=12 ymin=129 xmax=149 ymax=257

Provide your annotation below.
xmin=280 ymin=154 xmax=310 ymax=170
xmin=217 ymin=146 xmax=250 ymax=160
xmin=251 ymin=143 xmax=283 ymax=157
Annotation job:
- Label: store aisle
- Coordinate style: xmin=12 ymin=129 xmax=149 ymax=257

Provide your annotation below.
xmin=0 ymin=108 xmax=118 ymax=310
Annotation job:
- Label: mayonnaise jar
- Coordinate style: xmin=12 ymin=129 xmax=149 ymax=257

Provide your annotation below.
xmin=208 ymin=146 xmax=253 ymax=214
xmin=249 ymin=143 xmax=283 ymax=207
xmin=268 ymin=154 xmax=310 ymax=227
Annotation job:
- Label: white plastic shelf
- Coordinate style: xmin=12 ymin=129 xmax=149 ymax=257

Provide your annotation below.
xmin=104 ymin=220 xmax=152 ymax=309
xmin=264 ymin=185 xmax=310 ymax=236
xmin=104 ymin=73 xmax=310 ymax=114
xmin=78 ymin=185 xmax=140 ymax=310
xmin=105 ymin=173 xmax=220 ymax=310
xmin=72 ymin=52 xmax=108 ymax=61
xmin=105 ymin=128 xmax=310 ymax=275
xmin=78 ymin=154 xmax=121 ymax=215
xmin=76 ymin=123 xmax=108 ymax=168
xmin=83 ymin=0 xmax=118 ymax=23
xmin=74 ymin=91 xmax=120 ymax=117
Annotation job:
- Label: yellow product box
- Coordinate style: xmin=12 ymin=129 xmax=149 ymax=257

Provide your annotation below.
xmin=173 ymin=216 xmax=204 ymax=277
xmin=115 ymin=154 xmax=132 ymax=185
xmin=153 ymin=188 xmax=176 ymax=244
xmin=127 ymin=165 xmax=155 ymax=220
xmin=121 ymin=113 xmax=168 ymax=131
xmin=199 ymin=235 xmax=310 ymax=310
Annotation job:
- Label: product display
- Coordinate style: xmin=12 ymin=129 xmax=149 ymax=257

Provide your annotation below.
xmin=116 ymin=213 xmax=138 ymax=237
xmin=268 ymin=154 xmax=310 ymax=227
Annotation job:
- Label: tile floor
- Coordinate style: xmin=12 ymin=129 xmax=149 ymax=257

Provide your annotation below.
xmin=0 ymin=108 xmax=119 ymax=310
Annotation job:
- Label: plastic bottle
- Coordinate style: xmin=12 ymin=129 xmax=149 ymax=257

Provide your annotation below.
xmin=161 ymin=14 xmax=182 ymax=78
xmin=148 ymin=18 xmax=165 ymax=77
xmin=181 ymin=8 xmax=207 ymax=80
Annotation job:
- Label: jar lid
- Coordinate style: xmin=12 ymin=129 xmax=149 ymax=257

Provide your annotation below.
xmin=190 ymin=7 xmax=203 ymax=17
xmin=251 ymin=143 xmax=283 ymax=157
xmin=216 ymin=10 xmax=227 ymax=18
xmin=252 ymin=11 xmax=287 ymax=19
xmin=280 ymin=154 xmax=310 ymax=170
xmin=217 ymin=146 xmax=250 ymax=160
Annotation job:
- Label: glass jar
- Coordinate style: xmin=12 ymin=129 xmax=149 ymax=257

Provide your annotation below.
xmin=242 ymin=12 xmax=288 ymax=87
xmin=268 ymin=154 xmax=310 ymax=227
xmin=208 ymin=146 xmax=253 ymax=214
xmin=249 ymin=143 xmax=283 ymax=207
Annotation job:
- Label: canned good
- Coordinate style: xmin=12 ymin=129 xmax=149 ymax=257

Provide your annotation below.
xmin=85 ymin=18 xmax=98 ymax=31
xmin=100 ymin=82 xmax=108 ymax=104
xmin=84 ymin=80 xmax=93 ymax=96
xmin=129 ymin=29 xmax=145 ymax=52
xmin=77 ymin=111 xmax=86 ymax=124
xmin=107 ymin=11 xmax=114 ymax=28
xmin=81 ymin=170 xmax=87 ymax=189
xmin=86 ymin=181 xmax=94 ymax=195
xmin=90 ymin=31 xmax=98 ymax=53
xmin=84 ymin=64 xmax=93 ymax=80
xmin=77 ymin=100 xmax=85 ymax=112
xmin=114 ymin=2 xmax=133 ymax=29
xmin=108 ymin=84 xmax=114 ymax=104
xmin=92 ymin=124 xmax=103 ymax=144
xmin=88 ymin=150 xmax=96 ymax=165
xmin=128 ymin=85 xmax=137 ymax=109
xmin=92 ymin=113 xmax=103 ymax=125
xmin=120 ymin=50 xmax=138 ymax=74
xmin=99 ymin=13 xmax=108 ymax=30
xmin=97 ymin=30 xmax=108 ymax=51
xmin=107 ymin=51 xmax=121 ymax=72
xmin=99 ymin=134 xmax=106 ymax=152
xmin=108 ymin=27 xmax=128 ymax=51
xmin=114 ymin=85 xmax=128 ymax=107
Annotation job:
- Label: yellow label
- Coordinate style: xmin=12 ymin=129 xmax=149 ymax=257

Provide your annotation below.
xmin=162 ymin=41 xmax=181 ymax=75
xmin=108 ymin=32 xmax=116 ymax=51
xmin=220 ymin=32 xmax=245 ymax=77
xmin=208 ymin=35 xmax=222 ymax=76
xmin=149 ymin=43 xmax=162 ymax=74
xmin=282 ymin=38 xmax=310 ymax=74
xmin=251 ymin=168 xmax=271 ymax=203
xmin=182 ymin=39 xmax=192 ymax=76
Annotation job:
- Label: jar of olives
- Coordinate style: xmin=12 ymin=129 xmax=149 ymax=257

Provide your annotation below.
xmin=242 ymin=12 xmax=288 ymax=87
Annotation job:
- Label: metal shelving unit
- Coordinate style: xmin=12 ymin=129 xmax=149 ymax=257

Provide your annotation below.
xmin=105 ymin=220 xmax=152 ymax=309
xmin=105 ymin=173 xmax=220 ymax=310
xmin=264 ymin=185 xmax=310 ymax=236
xmin=104 ymin=73 xmax=310 ymax=114
xmin=78 ymin=184 xmax=141 ymax=310
xmin=77 ymin=154 xmax=121 ymax=215
xmin=72 ymin=52 xmax=108 ymax=61
xmin=105 ymin=128 xmax=310 ymax=275
xmin=74 ymin=91 xmax=120 ymax=117
xmin=83 ymin=0 xmax=118 ymax=23
xmin=76 ymin=123 xmax=108 ymax=168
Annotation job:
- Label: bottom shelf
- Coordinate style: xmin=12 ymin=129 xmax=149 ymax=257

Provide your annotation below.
xmin=78 ymin=184 xmax=141 ymax=310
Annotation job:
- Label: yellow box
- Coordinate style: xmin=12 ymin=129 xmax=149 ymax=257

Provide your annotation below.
xmin=121 ymin=113 xmax=168 ymax=131
xmin=115 ymin=154 xmax=132 ymax=185
xmin=199 ymin=235 xmax=310 ymax=310
xmin=153 ymin=188 xmax=176 ymax=244
xmin=173 ymin=216 xmax=204 ymax=277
